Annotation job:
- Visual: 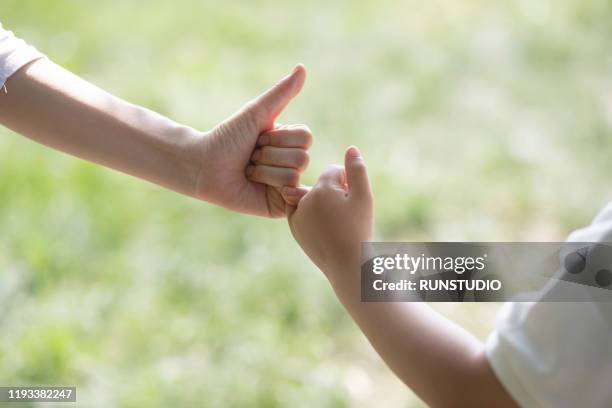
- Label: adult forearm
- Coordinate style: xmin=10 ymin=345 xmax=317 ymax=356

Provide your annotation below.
xmin=0 ymin=58 xmax=203 ymax=197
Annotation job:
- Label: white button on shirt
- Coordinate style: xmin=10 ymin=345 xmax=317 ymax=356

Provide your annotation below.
xmin=0 ymin=22 xmax=44 ymax=87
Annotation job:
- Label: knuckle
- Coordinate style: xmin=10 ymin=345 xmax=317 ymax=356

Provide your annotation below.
xmin=257 ymin=132 xmax=270 ymax=146
xmin=262 ymin=133 xmax=277 ymax=147
xmin=284 ymin=169 xmax=300 ymax=186
xmin=287 ymin=125 xmax=312 ymax=147
xmin=296 ymin=124 xmax=312 ymax=134
xmin=297 ymin=124 xmax=311 ymax=133
xmin=251 ymin=165 xmax=264 ymax=181
xmin=251 ymin=152 xmax=261 ymax=165
xmin=296 ymin=126 xmax=313 ymax=147
xmin=244 ymin=100 xmax=258 ymax=111
xmin=259 ymin=146 xmax=272 ymax=162
xmin=295 ymin=150 xmax=310 ymax=170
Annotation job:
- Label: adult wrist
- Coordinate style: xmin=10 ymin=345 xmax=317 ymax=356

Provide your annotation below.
xmin=172 ymin=127 xmax=209 ymax=199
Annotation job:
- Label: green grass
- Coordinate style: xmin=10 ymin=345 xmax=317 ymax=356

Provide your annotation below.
xmin=1 ymin=0 xmax=612 ymax=406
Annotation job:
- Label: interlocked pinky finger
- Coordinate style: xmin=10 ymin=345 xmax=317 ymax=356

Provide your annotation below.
xmin=280 ymin=185 xmax=310 ymax=206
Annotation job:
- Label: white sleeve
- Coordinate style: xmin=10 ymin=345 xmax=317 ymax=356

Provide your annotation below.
xmin=0 ymin=22 xmax=45 ymax=87
xmin=485 ymin=203 xmax=612 ymax=408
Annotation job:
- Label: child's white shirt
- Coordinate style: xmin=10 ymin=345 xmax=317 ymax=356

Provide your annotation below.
xmin=487 ymin=203 xmax=612 ymax=408
xmin=0 ymin=22 xmax=44 ymax=87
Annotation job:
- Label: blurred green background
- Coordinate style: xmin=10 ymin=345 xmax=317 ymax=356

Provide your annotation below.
xmin=1 ymin=0 xmax=612 ymax=406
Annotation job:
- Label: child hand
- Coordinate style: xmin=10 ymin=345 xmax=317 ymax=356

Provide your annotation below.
xmin=194 ymin=65 xmax=311 ymax=218
xmin=287 ymin=146 xmax=373 ymax=279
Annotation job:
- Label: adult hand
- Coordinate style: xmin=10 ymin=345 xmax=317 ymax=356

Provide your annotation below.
xmin=0 ymin=57 xmax=310 ymax=217
xmin=195 ymin=65 xmax=311 ymax=217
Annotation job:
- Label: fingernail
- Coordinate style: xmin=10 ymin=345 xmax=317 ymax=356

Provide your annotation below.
xmin=245 ymin=165 xmax=255 ymax=177
xmin=347 ymin=146 xmax=361 ymax=158
xmin=251 ymin=149 xmax=261 ymax=162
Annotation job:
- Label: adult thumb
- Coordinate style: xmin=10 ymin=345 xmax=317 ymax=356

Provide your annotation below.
xmin=345 ymin=146 xmax=372 ymax=200
xmin=249 ymin=64 xmax=306 ymax=129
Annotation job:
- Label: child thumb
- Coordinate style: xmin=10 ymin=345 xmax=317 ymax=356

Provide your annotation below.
xmin=344 ymin=146 xmax=372 ymax=200
xmin=249 ymin=64 xmax=306 ymax=129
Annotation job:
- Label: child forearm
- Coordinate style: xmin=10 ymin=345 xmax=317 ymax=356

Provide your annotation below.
xmin=327 ymin=262 xmax=518 ymax=408
xmin=0 ymin=59 xmax=203 ymax=197
xmin=287 ymin=149 xmax=518 ymax=406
